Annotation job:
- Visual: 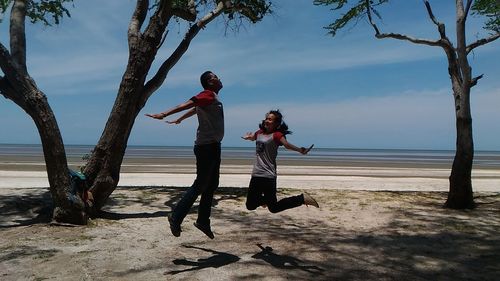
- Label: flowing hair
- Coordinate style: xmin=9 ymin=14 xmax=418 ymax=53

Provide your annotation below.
xmin=259 ymin=109 xmax=292 ymax=135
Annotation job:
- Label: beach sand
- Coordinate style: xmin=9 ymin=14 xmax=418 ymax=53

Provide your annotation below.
xmin=1 ymin=160 xmax=500 ymax=280
xmin=2 ymin=163 xmax=500 ymax=192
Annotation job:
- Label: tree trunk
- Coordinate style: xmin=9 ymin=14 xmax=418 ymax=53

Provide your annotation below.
xmin=31 ymin=91 xmax=88 ymax=223
xmin=83 ymin=89 xmax=143 ymax=211
xmin=84 ymin=50 xmax=154 ymax=211
xmin=445 ymin=2 xmax=475 ymax=209
xmin=82 ymin=1 xmax=188 ymax=212
xmin=0 ymin=0 xmax=88 ymax=224
xmin=445 ymin=86 xmax=475 ymax=209
xmin=0 ymin=77 xmax=87 ymax=224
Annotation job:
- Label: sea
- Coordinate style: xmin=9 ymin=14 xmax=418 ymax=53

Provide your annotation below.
xmin=1 ymin=144 xmax=499 ymax=169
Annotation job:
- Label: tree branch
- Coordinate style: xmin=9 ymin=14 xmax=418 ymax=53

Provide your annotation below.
xmin=464 ymin=0 xmax=473 ymax=21
xmin=172 ymin=0 xmax=196 ymax=22
xmin=424 ymin=0 xmax=446 ymax=39
xmin=10 ymin=0 xmax=27 ymax=74
xmin=365 ymin=0 xmax=380 ymax=35
xmin=375 ymin=32 xmax=447 ymax=47
xmin=470 ymin=74 xmax=483 ymax=87
xmin=466 ymin=32 xmax=500 ymax=54
xmin=128 ymin=0 xmax=149 ymax=47
xmin=142 ymin=0 xmax=174 ymax=48
xmin=0 ymin=42 xmax=29 ymax=109
xmin=366 ymin=0 xmax=449 ymax=49
xmin=141 ymin=1 xmax=226 ymax=101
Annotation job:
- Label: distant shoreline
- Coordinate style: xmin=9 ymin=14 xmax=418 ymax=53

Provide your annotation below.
xmin=1 ymin=154 xmax=500 ymax=173
xmin=1 ymin=144 xmax=500 ymax=192
xmin=2 ymin=143 xmax=500 ymax=170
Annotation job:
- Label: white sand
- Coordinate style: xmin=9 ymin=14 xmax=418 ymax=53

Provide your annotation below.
xmin=2 ymin=165 xmax=499 ymax=280
xmin=2 ymin=165 xmax=499 ymax=192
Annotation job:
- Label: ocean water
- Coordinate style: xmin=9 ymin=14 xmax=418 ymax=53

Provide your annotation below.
xmin=1 ymin=144 xmax=499 ymax=168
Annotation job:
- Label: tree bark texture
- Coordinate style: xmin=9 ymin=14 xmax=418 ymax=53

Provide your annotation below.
xmin=446 ymin=115 xmax=475 ymax=209
xmin=0 ymin=0 xmax=87 ymax=224
xmin=444 ymin=0 xmax=475 ymax=209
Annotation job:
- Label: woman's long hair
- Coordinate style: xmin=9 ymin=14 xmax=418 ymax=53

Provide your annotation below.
xmin=259 ymin=109 xmax=292 ymax=135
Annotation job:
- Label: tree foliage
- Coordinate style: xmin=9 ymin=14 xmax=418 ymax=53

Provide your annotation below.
xmin=314 ymin=0 xmax=499 ymax=36
xmin=313 ymin=0 xmax=387 ymax=36
xmin=0 ymin=0 xmax=73 ymax=25
xmin=472 ymin=0 xmax=500 ymax=32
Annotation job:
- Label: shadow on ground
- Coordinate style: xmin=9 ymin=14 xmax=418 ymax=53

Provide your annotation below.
xmin=1 ymin=186 xmax=499 ymax=280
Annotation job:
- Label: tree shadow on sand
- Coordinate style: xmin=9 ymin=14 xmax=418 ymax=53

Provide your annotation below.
xmin=166 ymin=245 xmax=240 ymax=275
xmin=98 ymin=186 xmax=246 ymax=221
xmin=216 ymin=191 xmax=500 ymax=280
xmin=96 ymin=186 xmax=186 ymax=221
xmin=252 ymin=243 xmax=324 ymax=275
xmin=0 ymin=189 xmax=53 ymax=228
xmin=0 ymin=186 xmax=246 ymax=227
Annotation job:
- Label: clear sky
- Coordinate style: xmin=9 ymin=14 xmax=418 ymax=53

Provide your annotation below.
xmin=0 ymin=0 xmax=499 ymax=150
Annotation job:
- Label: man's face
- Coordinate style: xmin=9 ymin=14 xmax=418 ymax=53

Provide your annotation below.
xmin=207 ymin=73 xmax=223 ymax=91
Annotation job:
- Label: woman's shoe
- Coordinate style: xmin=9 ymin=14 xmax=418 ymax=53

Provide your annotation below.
xmin=303 ymin=192 xmax=319 ymax=208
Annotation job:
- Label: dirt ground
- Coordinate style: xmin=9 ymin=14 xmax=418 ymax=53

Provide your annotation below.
xmin=1 ymin=186 xmax=499 ymax=281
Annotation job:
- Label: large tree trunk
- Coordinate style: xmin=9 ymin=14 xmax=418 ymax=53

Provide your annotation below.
xmin=83 ymin=12 xmax=168 ymax=210
xmin=0 ymin=65 xmax=86 ymax=224
xmin=446 ymin=117 xmax=474 ymax=208
xmin=83 ymin=60 xmax=149 ymax=211
xmin=445 ymin=86 xmax=475 ymax=209
xmin=0 ymin=0 xmax=87 ymax=224
xmin=31 ymin=91 xmax=88 ymax=223
xmin=444 ymin=2 xmax=474 ymax=209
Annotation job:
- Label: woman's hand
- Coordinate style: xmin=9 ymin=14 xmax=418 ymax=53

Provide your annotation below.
xmin=299 ymin=144 xmax=314 ymax=155
xmin=241 ymin=132 xmax=255 ymax=141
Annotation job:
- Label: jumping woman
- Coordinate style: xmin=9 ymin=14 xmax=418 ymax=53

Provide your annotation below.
xmin=242 ymin=109 xmax=319 ymax=213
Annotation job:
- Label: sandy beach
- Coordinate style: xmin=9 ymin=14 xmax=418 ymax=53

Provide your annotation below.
xmin=2 ymin=163 xmax=500 ymax=192
xmin=1 ymin=154 xmax=500 ymax=280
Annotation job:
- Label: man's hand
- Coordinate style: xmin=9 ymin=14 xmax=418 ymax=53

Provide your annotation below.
xmin=145 ymin=113 xmax=165 ymax=120
xmin=166 ymin=119 xmax=181 ymax=125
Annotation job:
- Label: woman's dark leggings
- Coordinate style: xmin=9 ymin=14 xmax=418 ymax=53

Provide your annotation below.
xmin=246 ymin=176 xmax=304 ymax=213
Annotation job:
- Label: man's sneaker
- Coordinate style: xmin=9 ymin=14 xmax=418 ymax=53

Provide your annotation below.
xmin=303 ymin=192 xmax=319 ymax=208
xmin=193 ymin=222 xmax=215 ymax=239
xmin=168 ymin=215 xmax=181 ymax=237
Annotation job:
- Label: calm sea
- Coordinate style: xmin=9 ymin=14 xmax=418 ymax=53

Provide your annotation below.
xmin=1 ymin=144 xmax=499 ymax=169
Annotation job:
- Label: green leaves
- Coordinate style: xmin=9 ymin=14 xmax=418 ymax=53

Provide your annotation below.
xmin=0 ymin=0 xmax=73 ymax=25
xmin=472 ymin=0 xmax=500 ymax=32
xmin=314 ymin=0 xmax=388 ymax=36
xmin=0 ymin=0 xmax=12 ymax=13
xmin=26 ymin=0 xmax=73 ymax=25
xmin=229 ymin=0 xmax=273 ymax=23
xmin=315 ymin=0 xmax=500 ymax=36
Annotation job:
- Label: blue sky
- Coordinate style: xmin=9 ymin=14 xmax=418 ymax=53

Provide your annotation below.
xmin=0 ymin=0 xmax=499 ymax=150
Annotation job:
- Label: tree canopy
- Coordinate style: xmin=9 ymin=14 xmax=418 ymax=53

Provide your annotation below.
xmin=0 ymin=0 xmax=73 ymax=25
xmin=472 ymin=0 xmax=500 ymax=32
xmin=314 ymin=0 xmax=499 ymax=36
